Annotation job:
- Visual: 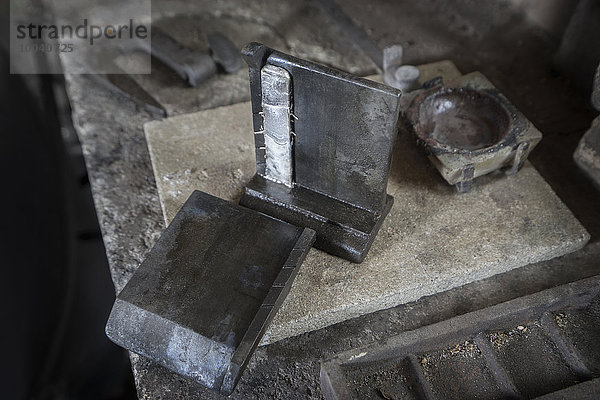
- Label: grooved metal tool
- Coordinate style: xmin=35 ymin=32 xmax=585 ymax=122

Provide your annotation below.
xmin=105 ymin=191 xmax=315 ymax=395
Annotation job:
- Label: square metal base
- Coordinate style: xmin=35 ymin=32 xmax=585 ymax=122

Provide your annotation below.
xmin=240 ymin=175 xmax=393 ymax=263
xmin=105 ymin=190 xmax=315 ymax=395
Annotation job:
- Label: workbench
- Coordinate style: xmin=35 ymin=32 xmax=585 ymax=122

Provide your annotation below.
xmin=62 ymin=1 xmax=600 ymax=398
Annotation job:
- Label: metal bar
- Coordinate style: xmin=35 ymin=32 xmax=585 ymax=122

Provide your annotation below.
xmin=261 ymin=64 xmax=293 ymax=187
xmin=312 ymin=0 xmax=383 ymax=70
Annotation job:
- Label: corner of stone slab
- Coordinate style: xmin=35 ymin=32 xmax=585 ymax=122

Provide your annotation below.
xmin=581 ymin=229 xmax=592 ymax=245
xmin=142 ymin=118 xmax=165 ymax=135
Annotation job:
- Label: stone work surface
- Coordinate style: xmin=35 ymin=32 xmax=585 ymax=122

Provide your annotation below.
xmin=114 ymin=1 xmax=377 ymax=117
xmin=59 ymin=2 xmax=378 ymax=397
xmin=62 ymin=1 xmax=600 ymax=397
xmin=145 ymin=62 xmax=590 ymax=345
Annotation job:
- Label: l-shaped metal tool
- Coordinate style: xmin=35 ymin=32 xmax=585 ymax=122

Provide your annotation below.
xmin=105 ymin=191 xmax=315 ymax=396
xmin=240 ymin=43 xmax=402 ymax=263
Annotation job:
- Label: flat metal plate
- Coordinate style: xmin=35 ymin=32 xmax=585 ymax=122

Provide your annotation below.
xmin=244 ymin=43 xmax=402 ymax=212
xmin=266 ymin=52 xmax=401 ymax=212
xmin=105 ymin=190 xmax=315 ymax=395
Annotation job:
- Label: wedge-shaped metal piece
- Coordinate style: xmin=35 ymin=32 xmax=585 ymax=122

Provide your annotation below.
xmin=105 ymin=190 xmax=315 ymax=395
xmin=240 ymin=43 xmax=402 ymax=263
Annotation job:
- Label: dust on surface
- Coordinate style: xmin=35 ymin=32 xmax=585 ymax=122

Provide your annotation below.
xmin=488 ymin=324 xmax=531 ymax=348
xmin=343 ymin=359 xmax=418 ymax=400
xmin=419 ymin=340 xmax=501 ymax=400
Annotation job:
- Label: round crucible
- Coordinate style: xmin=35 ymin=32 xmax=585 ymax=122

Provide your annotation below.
xmin=413 ymin=87 xmax=511 ymax=152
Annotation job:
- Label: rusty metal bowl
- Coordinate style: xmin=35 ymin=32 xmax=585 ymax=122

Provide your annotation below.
xmin=402 ymin=80 xmax=542 ymax=193
xmin=411 ymin=87 xmax=511 ymax=153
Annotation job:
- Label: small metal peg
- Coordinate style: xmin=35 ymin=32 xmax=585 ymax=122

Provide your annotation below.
xmin=383 ymin=44 xmax=420 ymax=92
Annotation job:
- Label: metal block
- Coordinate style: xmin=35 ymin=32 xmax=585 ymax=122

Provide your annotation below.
xmin=261 ymin=64 xmax=293 ymax=186
xmin=105 ymin=190 xmax=315 ymax=395
xmin=240 ymin=43 xmax=402 ymax=263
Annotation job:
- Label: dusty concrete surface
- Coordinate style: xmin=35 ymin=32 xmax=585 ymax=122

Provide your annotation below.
xmin=62 ymin=0 xmax=600 ymax=398
xmin=145 ymin=63 xmax=589 ymax=345
xmin=508 ymin=0 xmax=578 ymax=38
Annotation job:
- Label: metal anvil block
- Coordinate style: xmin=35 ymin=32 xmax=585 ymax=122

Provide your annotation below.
xmin=240 ymin=43 xmax=402 ymax=263
xmin=105 ymin=191 xmax=315 ymax=395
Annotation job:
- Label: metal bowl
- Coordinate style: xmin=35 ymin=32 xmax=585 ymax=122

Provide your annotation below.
xmin=402 ymin=79 xmax=542 ymax=193
xmin=412 ymin=87 xmax=511 ymax=153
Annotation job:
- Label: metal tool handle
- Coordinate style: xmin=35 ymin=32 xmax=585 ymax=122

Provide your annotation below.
xmin=136 ymin=27 xmax=217 ymax=87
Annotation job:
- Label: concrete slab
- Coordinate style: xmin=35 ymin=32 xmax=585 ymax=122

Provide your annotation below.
xmin=144 ymin=62 xmax=590 ymax=345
